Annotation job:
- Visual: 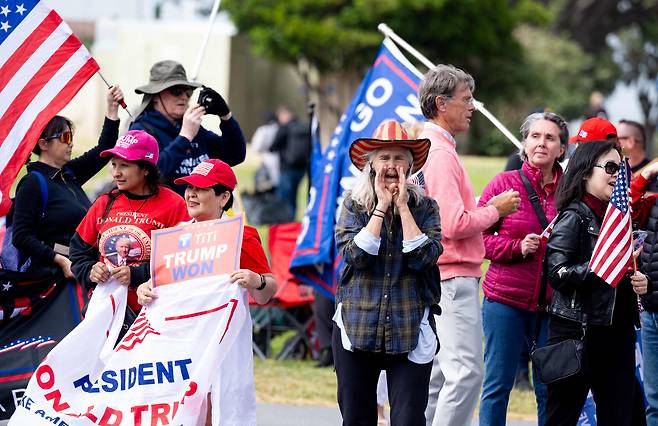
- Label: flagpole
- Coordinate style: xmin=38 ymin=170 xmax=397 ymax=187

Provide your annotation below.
xmin=98 ymin=72 xmax=133 ymax=120
xmin=377 ymin=23 xmax=522 ymax=150
xmin=190 ymin=0 xmax=222 ymax=81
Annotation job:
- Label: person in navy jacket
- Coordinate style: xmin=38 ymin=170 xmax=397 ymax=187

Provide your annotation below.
xmin=129 ymin=60 xmax=246 ymax=196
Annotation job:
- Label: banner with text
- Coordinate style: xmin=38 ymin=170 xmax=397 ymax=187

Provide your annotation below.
xmin=9 ymin=219 xmax=247 ymax=425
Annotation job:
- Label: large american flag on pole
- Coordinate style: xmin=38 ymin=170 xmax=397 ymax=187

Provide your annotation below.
xmin=589 ymin=158 xmax=633 ymax=288
xmin=0 ymin=0 xmax=99 ymax=215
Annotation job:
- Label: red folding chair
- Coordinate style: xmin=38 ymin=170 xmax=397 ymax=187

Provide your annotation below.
xmin=249 ymin=222 xmax=316 ymax=360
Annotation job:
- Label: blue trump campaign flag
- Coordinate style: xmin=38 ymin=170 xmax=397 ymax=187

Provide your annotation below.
xmin=290 ymin=38 xmax=425 ymax=299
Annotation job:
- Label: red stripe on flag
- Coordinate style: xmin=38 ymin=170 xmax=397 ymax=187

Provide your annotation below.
xmin=165 ymin=302 xmax=231 ymax=321
xmin=0 ymin=34 xmax=82 ymax=143
xmin=0 ymin=58 xmax=98 ymax=215
xmin=590 ymin=208 xmax=621 ymax=269
xmin=596 ymin=217 xmax=629 ymax=278
xmin=374 ymin=54 xmax=419 ymax=91
xmin=0 ymin=10 xmax=62 ymax=92
xmin=0 ymin=372 xmax=33 ymax=383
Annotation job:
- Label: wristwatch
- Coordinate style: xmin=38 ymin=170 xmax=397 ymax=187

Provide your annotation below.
xmin=257 ymin=274 xmax=267 ymax=291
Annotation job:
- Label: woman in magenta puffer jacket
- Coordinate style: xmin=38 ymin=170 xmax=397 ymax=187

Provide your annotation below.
xmin=477 ymin=112 xmax=568 ymax=426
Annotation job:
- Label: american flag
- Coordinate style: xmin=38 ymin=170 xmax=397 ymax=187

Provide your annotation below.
xmin=0 ymin=0 xmax=99 ymax=215
xmin=115 ymin=311 xmax=160 ymax=352
xmin=540 ymin=215 xmax=558 ymax=242
xmin=589 ymin=158 xmax=633 ymax=287
xmin=409 ymin=170 xmax=425 ymax=191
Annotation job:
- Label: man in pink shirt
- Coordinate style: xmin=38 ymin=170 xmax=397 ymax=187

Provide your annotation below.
xmin=419 ymin=65 xmax=520 ymax=426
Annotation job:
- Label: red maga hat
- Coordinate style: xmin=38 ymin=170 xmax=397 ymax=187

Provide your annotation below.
xmin=174 ymin=159 xmax=237 ymax=190
xmin=569 ymin=117 xmax=617 ymax=144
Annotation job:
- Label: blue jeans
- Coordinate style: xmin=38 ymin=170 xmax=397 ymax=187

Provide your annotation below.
xmin=276 ymin=167 xmax=305 ymax=220
xmin=642 ymin=310 xmax=658 ymax=425
xmin=479 ymin=298 xmax=548 ymax=426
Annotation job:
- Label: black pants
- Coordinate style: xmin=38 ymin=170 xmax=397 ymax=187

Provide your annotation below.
xmin=313 ymin=291 xmax=334 ymax=349
xmin=332 ymin=326 xmax=432 ymax=426
xmin=545 ymin=317 xmax=640 ymax=426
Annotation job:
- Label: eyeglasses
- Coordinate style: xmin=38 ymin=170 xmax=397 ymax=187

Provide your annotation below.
xmin=594 ymin=161 xmax=620 ymax=175
xmin=167 ymin=86 xmax=194 ymax=98
xmin=47 ymin=131 xmax=73 ymax=145
xmin=445 ymin=95 xmax=475 ymax=106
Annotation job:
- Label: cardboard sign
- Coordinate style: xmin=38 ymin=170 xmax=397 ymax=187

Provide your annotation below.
xmin=150 ymin=216 xmax=244 ymax=287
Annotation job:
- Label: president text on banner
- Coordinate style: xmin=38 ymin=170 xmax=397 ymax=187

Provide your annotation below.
xmin=0 ymin=0 xmax=99 ymax=215
xmin=9 ymin=217 xmax=250 ymax=425
xmin=290 ymin=38 xmax=425 ymax=298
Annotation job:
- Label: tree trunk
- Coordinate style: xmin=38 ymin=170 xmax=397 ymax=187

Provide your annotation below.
xmin=295 ymin=65 xmax=362 ymax=147
xmin=639 ymin=88 xmax=657 ymax=158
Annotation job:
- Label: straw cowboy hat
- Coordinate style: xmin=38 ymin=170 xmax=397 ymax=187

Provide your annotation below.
xmin=349 ymin=120 xmax=430 ymax=174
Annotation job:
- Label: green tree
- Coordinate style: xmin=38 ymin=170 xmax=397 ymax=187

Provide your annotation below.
xmin=222 ymin=0 xmax=551 ymax=150
xmin=552 ymin=0 xmax=658 ymax=153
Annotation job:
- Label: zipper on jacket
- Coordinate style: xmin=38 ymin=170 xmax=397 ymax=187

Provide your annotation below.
xmin=609 ymin=287 xmax=617 ymax=326
xmin=571 ymin=290 xmax=577 ymax=309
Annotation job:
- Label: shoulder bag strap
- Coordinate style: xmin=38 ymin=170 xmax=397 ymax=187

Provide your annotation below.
xmin=519 ymin=169 xmax=552 ymax=348
xmin=518 ymin=169 xmax=548 ymax=228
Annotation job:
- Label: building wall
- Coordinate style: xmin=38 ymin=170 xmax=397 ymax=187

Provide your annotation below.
xmin=60 ymin=20 xmax=306 ymax=149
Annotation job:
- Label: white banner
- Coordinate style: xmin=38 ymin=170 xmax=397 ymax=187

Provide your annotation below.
xmin=9 ymin=273 xmax=247 ymax=425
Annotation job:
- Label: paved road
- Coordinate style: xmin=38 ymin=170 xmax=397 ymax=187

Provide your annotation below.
xmin=256 ymin=404 xmax=536 ymax=425
xmin=0 ymin=405 xmax=536 ymax=425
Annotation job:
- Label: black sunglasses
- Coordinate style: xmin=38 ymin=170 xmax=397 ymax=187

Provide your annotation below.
xmin=167 ymin=86 xmax=194 ymax=97
xmin=594 ymin=161 xmax=620 ymax=175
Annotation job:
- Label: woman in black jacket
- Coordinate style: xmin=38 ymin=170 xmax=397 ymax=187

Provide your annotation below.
xmin=11 ymin=87 xmax=124 ymax=280
xmin=545 ymin=140 xmax=649 ymax=425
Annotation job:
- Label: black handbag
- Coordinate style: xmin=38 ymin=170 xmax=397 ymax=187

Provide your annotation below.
xmin=519 ymin=170 xmax=587 ymax=384
xmin=531 ymin=332 xmax=585 ymax=384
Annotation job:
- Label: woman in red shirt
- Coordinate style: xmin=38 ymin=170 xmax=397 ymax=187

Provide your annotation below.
xmin=69 ymin=130 xmax=189 ymax=314
xmin=136 ymin=158 xmax=276 ymax=426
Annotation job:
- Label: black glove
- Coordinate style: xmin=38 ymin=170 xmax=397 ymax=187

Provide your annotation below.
xmin=197 ymin=87 xmax=230 ymax=117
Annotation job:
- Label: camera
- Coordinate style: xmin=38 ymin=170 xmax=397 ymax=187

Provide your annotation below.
xmin=197 ymin=88 xmax=216 ymax=111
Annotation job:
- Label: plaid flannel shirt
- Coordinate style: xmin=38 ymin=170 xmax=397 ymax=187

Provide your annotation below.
xmin=335 ymin=194 xmax=443 ymax=354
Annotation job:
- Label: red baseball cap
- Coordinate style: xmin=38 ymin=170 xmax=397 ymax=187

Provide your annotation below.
xmin=100 ymin=130 xmax=159 ymax=165
xmin=174 ymin=159 xmax=237 ymax=190
xmin=569 ymin=117 xmax=617 ymax=144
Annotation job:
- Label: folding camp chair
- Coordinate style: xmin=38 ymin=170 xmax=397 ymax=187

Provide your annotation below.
xmin=249 ymin=222 xmax=316 ymax=360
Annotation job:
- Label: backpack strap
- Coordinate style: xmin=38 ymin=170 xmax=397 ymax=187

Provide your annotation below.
xmin=30 ymin=170 xmax=49 ymax=219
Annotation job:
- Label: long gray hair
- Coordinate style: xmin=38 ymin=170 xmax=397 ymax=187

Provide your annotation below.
xmin=349 ymin=148 xmax=425 ymax=213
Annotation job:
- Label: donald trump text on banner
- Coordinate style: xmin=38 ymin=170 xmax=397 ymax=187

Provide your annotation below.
xmin=9 ymin=217 xmax=249 ymax=425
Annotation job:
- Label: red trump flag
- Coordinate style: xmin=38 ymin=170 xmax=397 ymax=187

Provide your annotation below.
xmin=0 ymin=0 xmax=99 ymax=215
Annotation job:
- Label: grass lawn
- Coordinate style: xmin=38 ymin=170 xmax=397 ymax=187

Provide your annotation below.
xmin=251 ymin=155 xmax=539 ymax=421
xmin=49 ymin=144 xmax=529 ymax=418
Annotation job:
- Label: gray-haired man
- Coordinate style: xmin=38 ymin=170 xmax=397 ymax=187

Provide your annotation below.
xmin=418 ymin=64 xmax=520 ymax=426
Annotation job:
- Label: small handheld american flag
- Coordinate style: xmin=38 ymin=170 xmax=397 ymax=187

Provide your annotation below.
xmin=588 ymin=158 xmax=634 ymax=287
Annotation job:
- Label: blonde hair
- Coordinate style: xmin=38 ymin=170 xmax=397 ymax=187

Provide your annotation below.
xmin=349 ymin=148 xmax=424 ymax=213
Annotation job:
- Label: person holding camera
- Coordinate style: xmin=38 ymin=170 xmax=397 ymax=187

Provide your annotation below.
xmin=129 ymin=60 xmax=246 ymax=196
